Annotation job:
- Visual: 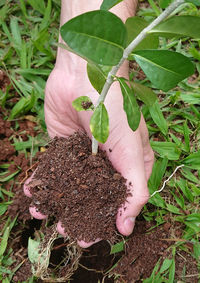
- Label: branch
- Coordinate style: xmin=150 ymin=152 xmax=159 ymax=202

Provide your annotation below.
xmin=92 ymin=0 xmax=185 ymax=154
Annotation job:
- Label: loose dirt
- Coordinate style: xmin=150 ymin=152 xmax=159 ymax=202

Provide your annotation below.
xmin=29 ymin=132 xmax=129 ymax=243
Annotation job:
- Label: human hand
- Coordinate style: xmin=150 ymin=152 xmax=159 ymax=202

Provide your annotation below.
xmin=24 ymin=52 xmax=154 ymax=248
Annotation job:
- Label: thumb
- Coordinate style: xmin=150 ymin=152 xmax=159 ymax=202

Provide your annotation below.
xmin=104 ymin=124 xmax=150 ymax=236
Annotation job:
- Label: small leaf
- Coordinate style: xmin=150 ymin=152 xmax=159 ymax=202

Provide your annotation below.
xmin=28 ymin=238 xmax=49 ymax=267
xmin=72 ymin=96 xmax=94 ymax=111
xmin=28 ymin=238 xmax=40 ymax=264
xmin=9 ymin=91 xmax=36 ymax=120
xmin=148 ymin=157 xmax=168 ymax=192
xmin=100 ymin=0 xmax=123 ymax=10
xmin=149 ymin=100 xmax=168 ymax=135
xmin=60 ymin=10 xmax=127 ymax=66
xmin=150 ymin=141 xmax=181 ymax=160
xmin=87 ymin=63 xmax=107 ymax=94
xmin=0 ymin=227 xmax=9 ymax=258
xmin=110 ymin=241 xmax=124 ymax=254
xmin=160 ymin=258 xmax=173 ymax=273
xmin=90 ymin=103 xmax=109 ymax=143
xmin=0 ymin=170 xmax=20 ymax=182
xmin=131 ymin=81 xmax=157 ymax=106
xmin=150 ymin=16 xmax=200 ymax=39
xmin=166 ymin=204 xmax=182 ymax=214
xmin=182 ymin=151 xmax=200 ymax=169
xmin=125 ymin=17 xmax=159 ymax=50
xmin=118 ymin=77 xmax=141 ymax=131
xmin=133 ymin=50 xmax=195 ymax=91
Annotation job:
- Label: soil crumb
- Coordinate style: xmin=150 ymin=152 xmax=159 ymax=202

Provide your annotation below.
xmin=29 ymin=132 xmax=130 ymax=243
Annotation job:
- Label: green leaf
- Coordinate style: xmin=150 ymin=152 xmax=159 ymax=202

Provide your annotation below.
xmin=149 ymin=100 xmax=168 ymax=135
xmin=118 ymin=78 xmax=141 ymax=131
xmin=0 ymin=227 xmax=9 ymax=259
xmin=10 ymin=17 xmax=22 ymax=50
xmin=182 ymin=151 xmax=200 ymax=169
xmin=166 ymin=204 xmax=182 ymax=214
xmin=28 ymin=238 xmax=49 ymax=267
xmin=131 ymin=81 xmax=157 ymax=106
xmin=159 ymin=0 xmax=173 ymax=9
xmin=110 ymin=241 xmax=124 ymax=254
xmin=28 ymin=238 xmax=40 ymax=264
xmin=60 ymin=10 xmax=127 ymax=66
xmin=160 ymin=258 xmax=173 ymax=273
xmin=133 ymin=50 xmax=195 ymax=91
xmin=0 ymin=203 xmax=9 ymax=216
xmin=0 ymin=170 xmax=20 ymax=182
xmin=90 ymin=103 xmax=109 ymax=143
xmin=125 ymin=17 xmax=159 ymax=50
xmin=9 ymin=91 xmax=36 ymax=120
xmin=168 ymin=258 xmax=175 ymax=283
xmin=150 ymin=16 xmax=200 ymax=39
xmin=183 ymin=121 xmax=190 ymax=152
xmin=87 ymin=63 xmax=107 ymax=94
xmin=150 ymin=141 xmax=181 ymax=160
xmin=72 ymin=96 xmax=94 ymax=111
xmin=185 ymin=0 xmax=200 ymax=6
xmin=100 ymin=0 xmax=123 ymax=10
xmin=148 ymin=157 xmax=168 ymax=192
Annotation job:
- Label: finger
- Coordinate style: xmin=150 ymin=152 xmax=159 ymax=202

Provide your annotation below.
xmin=24 ymin=176 xmax=33 ymax=197
xmin=29 ymin=206 xmax=47 ymax=220
xmin=57 ymin=221 xmax=101 ymax=248
xmin=139 ymin=116 xmax=154 ymax=180
xmin=105 ymin=123 xmax=150 ymax=236
xmin=57 ymin=221 xmax=68 ymax=237
xmin=77 ymin=238 xmax=101 ymax=248
xmin=23 ymin=170 xmax=38 ymax=197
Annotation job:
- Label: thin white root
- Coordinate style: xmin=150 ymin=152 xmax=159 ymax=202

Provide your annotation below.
xmin=32 ymin=229 xmax=82 ymax=282
xmin=150 ymin=164 xmax=184 ymax=198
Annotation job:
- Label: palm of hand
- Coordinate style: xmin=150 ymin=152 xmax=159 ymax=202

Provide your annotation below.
xmin=24 ymin=64 xmax=154 ymax=247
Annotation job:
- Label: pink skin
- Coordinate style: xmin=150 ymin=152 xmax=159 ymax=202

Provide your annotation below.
xmin=24 ymin=0 xmax=154 ymax=248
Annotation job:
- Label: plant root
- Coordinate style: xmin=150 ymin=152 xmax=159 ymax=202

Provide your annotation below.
xmin=32 ymin=228 xmax=82 ymax=282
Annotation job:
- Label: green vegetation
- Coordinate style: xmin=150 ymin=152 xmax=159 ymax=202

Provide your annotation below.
xmin=0 ymin=0 xmax=199 ymax=282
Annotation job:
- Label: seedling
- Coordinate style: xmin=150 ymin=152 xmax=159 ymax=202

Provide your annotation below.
xmin=59 ymin=0 xmax=199 ymax=154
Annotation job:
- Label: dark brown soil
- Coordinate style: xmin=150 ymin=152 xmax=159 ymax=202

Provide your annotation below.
xmin=113 ymin=221 xmax=170 ymax=282
xmin=29 ymin=132 xmax=129 ymax=243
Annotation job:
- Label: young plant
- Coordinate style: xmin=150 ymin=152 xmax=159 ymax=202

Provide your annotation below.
xmin=59 ymin=0 xmax=199 ymax=154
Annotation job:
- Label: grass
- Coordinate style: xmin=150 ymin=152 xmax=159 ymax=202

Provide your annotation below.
xmin=0 ymin=0 xmax=200 ymax=282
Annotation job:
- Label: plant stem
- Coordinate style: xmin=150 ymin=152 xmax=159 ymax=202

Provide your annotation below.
xmin=92 ymin=0 xmax=185 ymax=155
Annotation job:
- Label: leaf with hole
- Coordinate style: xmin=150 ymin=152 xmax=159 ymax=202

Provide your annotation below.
xmin=60 ymin=10 xmax=127 ymax=66
xmin=90 ymin=103 xmax=109 ymax=143
xmin=133 ymin=50 xmax=195 ymax=91
xmin=72 ymin=96 xmax=94 ymax=111
xmin=118 ymin=78 xmax=141 ymax=131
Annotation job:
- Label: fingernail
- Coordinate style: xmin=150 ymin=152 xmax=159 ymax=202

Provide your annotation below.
xmin=124 ymin=217 xmax=135 ymax=235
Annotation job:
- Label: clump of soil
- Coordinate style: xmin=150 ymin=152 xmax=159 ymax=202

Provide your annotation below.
xmin=29 ymin=132 xmax=130 ymax=243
